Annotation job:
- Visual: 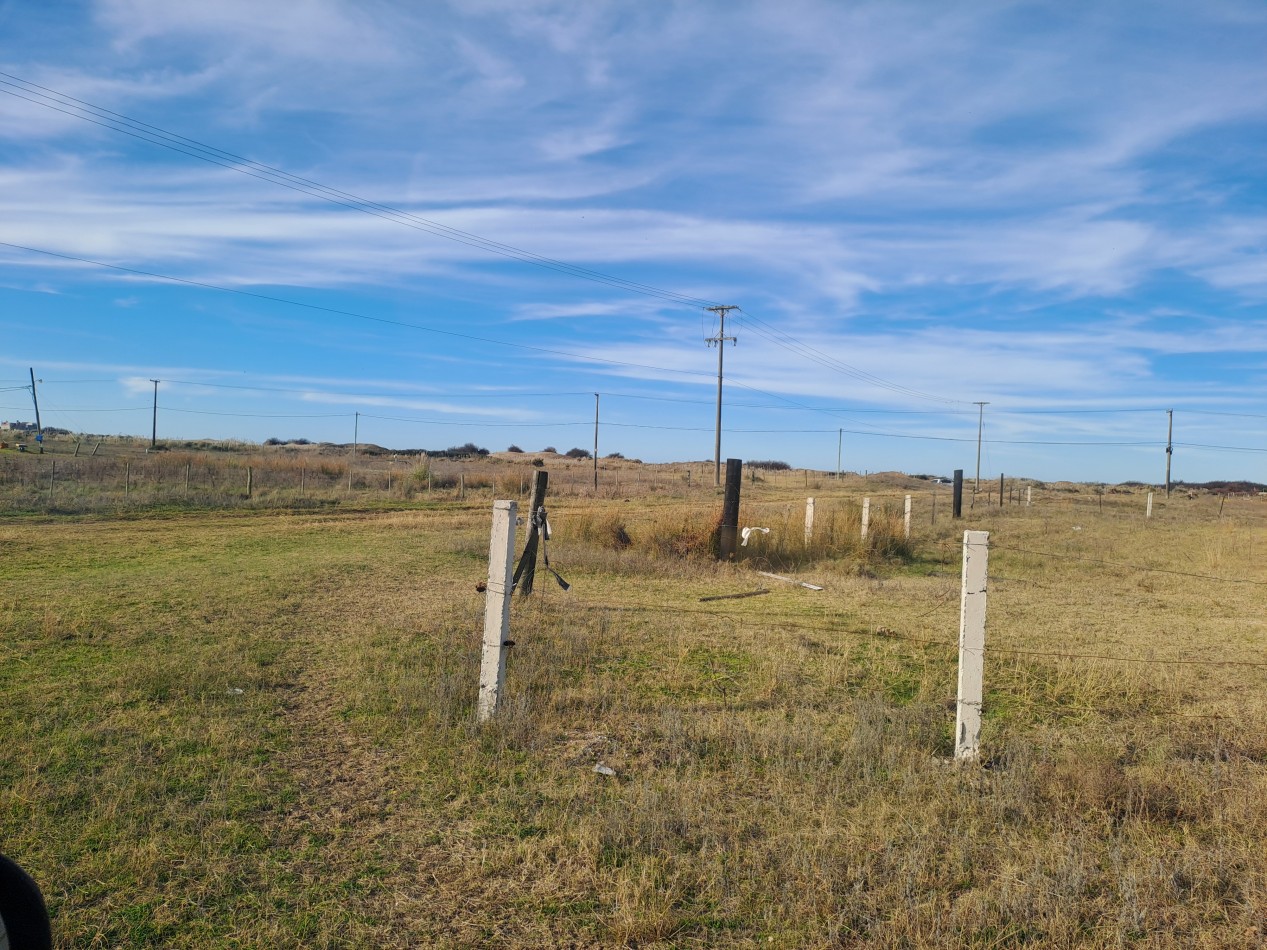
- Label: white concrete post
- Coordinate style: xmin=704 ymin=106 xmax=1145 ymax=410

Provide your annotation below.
xmin=1026 ymin=485 xmax=1032 ymax=507
xmin=903 ymin=494 xmax=912 ymax=540
xmin=861 ymin=497 xmax=871 ymax=539
xmin=1146 ymin=492 xmax=1153 ymax=519
xmin=955 ymin=530 xmax=989 ymax=761
xmin=477 ymin=500 xmax=518 ymax=723
xmin=804 ymin=497 xmax=815 ymax=544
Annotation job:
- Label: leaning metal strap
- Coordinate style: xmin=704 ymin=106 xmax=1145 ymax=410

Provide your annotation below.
xmin=537 ymin=505 xmax=570 ymax=591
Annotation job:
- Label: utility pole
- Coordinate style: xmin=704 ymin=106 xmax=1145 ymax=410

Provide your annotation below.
xmin=593 ymin=393 xmax=599 ymax=491
xmin=973 ymin=401 xmax=989 ymax=495
xmin=706 ymin=305 xmax=738 ymax=487
xmin=836 ymin=428 xmax=842 ymax=480
xmin=28 ymin=368 xmax=42 ymax=452
xmin=1165 ymin=408 xmax=1173 ymax=497
xmin=150 ymin=379 xmax=160 ymax=448
xmin=349 ymin=411 xmax=359 ymax=491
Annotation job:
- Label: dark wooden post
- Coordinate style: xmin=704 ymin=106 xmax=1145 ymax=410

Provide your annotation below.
xmin=513 ymin=469 xmax=549 ymax=596
xmin=717 ymin=457 xmax=743 ymax=560
xmin=952 ymin=469 xmax=964 ymax=519
xmin=999 ymin=473 xmax=1004 ymax=507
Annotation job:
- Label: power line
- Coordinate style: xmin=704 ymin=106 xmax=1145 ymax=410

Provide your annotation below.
xmin=0 ymin=71 xmax=719 ymax=311
xmin=0 ymin=70 xmax=1011 ymax=410
xmin=0 ymin=242 xmax=969 ymax=435
xmin=0 ymin=241 xmax=722 ymax=382
xmin=163 ymin=408 xmax=352 ymax=419
xmin=737 ymin=309 xmax=963 ymax=405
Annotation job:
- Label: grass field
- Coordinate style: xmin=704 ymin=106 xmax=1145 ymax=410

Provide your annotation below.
xmin=1 ymin=463 xmax=1265 ymax=947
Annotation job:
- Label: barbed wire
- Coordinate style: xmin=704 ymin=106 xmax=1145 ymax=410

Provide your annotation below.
xmin=563 ymin=597 xmax=1267 ymax=670
xmin=992 ymin=544 xmax=1267 ymax=586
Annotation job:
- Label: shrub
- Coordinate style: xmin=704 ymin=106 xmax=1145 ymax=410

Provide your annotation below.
xmin=542 ymin=446 xmax=557 ymax=454
xmin=507 ymin=445 xmax=524 ymax=453
xmin=605 ymin=452 xmax=625 ymax=459
xmin=748 ymin=460 xmax=791 ymax=471
xmin=434 ymin=443 xmax=489 ymax=459
xmin=565 ymin=447 xmax=592 ymax=459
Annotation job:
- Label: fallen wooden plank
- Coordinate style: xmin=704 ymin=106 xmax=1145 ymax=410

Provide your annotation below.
xmin=755 ymin=570 xmax=824 ymax=591
xmin=699 ymin=588 xmax=771 ymax=602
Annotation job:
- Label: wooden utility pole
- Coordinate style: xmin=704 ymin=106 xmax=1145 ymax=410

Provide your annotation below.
xmin=150 ymin=379 xmax=160 ymax=448
xmin=973 ymin=402 xmax=989 ymax=496
xmin=1165 ymin=410 xmax=1175 ymax=499
xmin=28 ymin=368 xmax=42 ymax=452
xmin=836 ymin=428 xmax=842 ymax=480
xmin=593 ymin=393 xmax=599 ymax=491
xmin=349 ymin=411 xmax=358 ymax=491
xmin=706 ymin=305 xmax=738 ymax=487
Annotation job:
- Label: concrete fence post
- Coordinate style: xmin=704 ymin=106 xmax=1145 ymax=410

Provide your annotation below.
xmin=861 ymin=497 xmax=871 ymax=540
xmin=804 ymin=497 xmax=815 ymax=544
xmin=903 ymin=494 xmax=912 ymax=540
xmin=477 ymin=500 xmax=518 ymax=723
xmin=955 ymin=530 xmax=989 ymax=762
xmin=1146 ymin=492 xmax=1153 ymax=519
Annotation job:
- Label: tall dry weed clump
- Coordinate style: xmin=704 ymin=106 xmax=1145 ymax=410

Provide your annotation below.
xmin=563 ymin=508 xmax=716 ymax=561
xmin=730 ymin=498 xmax=915 ymax=571
xmin=560 ymin=499 xmax=916 ymax=572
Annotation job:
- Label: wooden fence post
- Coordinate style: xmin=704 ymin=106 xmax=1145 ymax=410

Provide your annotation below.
xmin=861 ymin=497 xmax=870 ymax=540
xmin=477 ymin=500 xmax=518 ymax=723
xmin=904 ymin=494 xmax=912 ymax=540
xmin=955 ymin=530 xmax=989 ymax=762
xmin=952 ymin=469 xmax=963 ymax=519
xmin=804 ymin=497 xmax=815 ymax=544
xmin=125 ymin=460 xmax=130 ymax=498
xmin=48 ymin=460 xmax=55 ymax=504
xmin=717 ymin=458 xmax=742 ymax=560
xmin=246 ymin=466 xmax=253 ymax=499
xmin=513 ymin=470 xmax=550 ymax=596
xmin=185 ymin=462 xmax=191 ymax=495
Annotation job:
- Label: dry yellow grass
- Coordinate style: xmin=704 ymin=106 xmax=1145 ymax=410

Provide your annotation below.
xmin=1 ymin=476 xmax=1264 ymax=947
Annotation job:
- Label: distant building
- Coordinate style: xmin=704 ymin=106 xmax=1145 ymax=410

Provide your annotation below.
xmin=0 ymin=421 xmax=37 ymax=432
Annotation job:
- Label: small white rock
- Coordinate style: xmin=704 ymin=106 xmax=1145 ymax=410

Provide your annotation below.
xmin=593 ymin=763 xmax=616 ymax=777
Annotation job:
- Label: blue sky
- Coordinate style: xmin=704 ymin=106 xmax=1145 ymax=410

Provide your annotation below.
xmin=1 ymin=0 xmax=1265 ymax=483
